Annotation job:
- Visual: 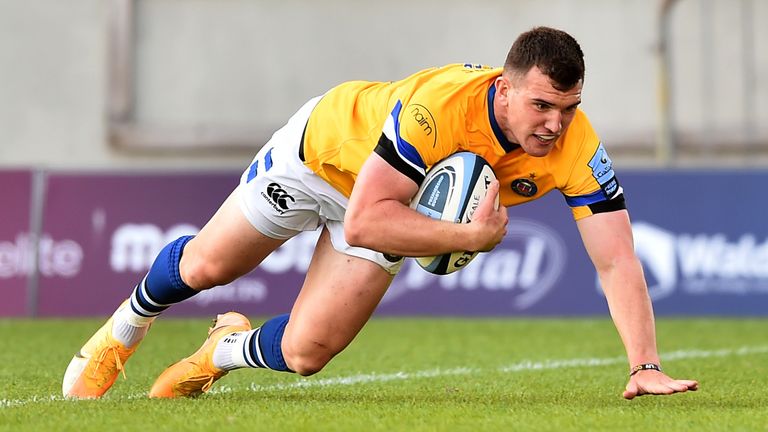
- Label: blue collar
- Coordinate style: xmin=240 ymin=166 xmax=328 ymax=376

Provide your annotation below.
xmin=487 ymin=83 xmax=520 ymax=153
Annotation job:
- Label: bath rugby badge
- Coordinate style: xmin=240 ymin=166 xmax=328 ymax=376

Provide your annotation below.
xmin=511 ymin=178 xmax=538 ymax=197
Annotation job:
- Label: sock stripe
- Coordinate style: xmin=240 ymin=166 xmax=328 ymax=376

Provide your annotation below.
xmin=129 ymin=284 xmax=161 ymax=318
xmin=131 ymin=296 xmax=162 ymax=317
xmin=128 ymin=284 xmax=156 ymax=318
xmin=241 ymin=330 xmax=263 ymax=368
xmin=251 ymin=328 xmax=272 ymax=370
xmin=129 ymin=301 xmax=156 ymax=318
xmin=140 ymin=278 xmax=169 ymax=308
xmin=131 ymin=279 xmax=168 ymax=316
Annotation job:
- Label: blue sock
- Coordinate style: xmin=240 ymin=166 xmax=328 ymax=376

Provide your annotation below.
xmin=243 ymin=314 xmax=292 ymax=372
xmin=128 ymin=235 xmax=199 ymax=318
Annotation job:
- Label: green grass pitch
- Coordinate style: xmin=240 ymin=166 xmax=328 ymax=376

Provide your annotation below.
xmin=1 ymin=317 xmax=767 ymax=431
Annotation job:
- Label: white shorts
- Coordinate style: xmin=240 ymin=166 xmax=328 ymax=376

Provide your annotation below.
xmin=238 ymin=96 xmax=404 ymax=275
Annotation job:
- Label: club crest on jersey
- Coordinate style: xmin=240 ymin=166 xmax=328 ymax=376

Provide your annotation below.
xmin=404 ymin=104 xmax=437 ymax=147
xmin=511 ymin=178 xmax=538 ymax=197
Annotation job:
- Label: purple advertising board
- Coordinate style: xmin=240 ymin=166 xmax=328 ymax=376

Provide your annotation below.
xmin=33 ymin=169 xmax=768 ymax=317
xmin=383 ymin=170 xmax=768 ymax=316
xmin=616 ymin=170 xmax=768 ymax=315
xmin=36 ymin=172 xmax=303 ymax=317
xmin=0 ymin=170 xmax=32 ymax=317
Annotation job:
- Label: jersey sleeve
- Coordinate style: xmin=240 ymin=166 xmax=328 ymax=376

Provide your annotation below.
xmin=374 ymin=85 xmax=464 ymax=186
xmin=374 ymin=100 xmax=428 ymax=185
xmin=558 ymin=112 xmax=626 ymax=220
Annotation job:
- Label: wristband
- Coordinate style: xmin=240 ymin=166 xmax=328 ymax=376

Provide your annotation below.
xmin=629 ymin=363 xmax=661 ymax=376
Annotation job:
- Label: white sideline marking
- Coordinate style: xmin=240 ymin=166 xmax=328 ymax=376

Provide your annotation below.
xmin=233 ymin=345 xmax=768 ymax=393
xmin=2 ymin=345 xmax=767 ymax=408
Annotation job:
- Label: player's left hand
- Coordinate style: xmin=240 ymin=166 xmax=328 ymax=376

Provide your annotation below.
xmin=623 ymin=370 xmax=699 ymax=400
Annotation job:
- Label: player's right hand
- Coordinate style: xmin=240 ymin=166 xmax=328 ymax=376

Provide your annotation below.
xmin=469 ymin=180 xmax=508 ymax=252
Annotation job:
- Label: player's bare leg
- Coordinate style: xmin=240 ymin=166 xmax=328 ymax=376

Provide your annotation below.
xmin=281 ymin=227 xmax=394 ymax=375
xmin=179 ymin=187 xmax=288 ymax=290
xmin=63 ymin=186 xmax=284 ymax=398
xmin=150 ymin=226 xmax=394 ymax=397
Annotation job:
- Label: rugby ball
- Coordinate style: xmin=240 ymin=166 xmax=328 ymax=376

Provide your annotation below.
xmin=409 ymin=151 xmax=498 ymax=275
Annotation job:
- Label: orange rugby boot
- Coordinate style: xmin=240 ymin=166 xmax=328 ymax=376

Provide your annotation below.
xmin=149 ymin=312 xmax=251 ymax=398
xmin=62 ymin=300 xmax=143 ymax=398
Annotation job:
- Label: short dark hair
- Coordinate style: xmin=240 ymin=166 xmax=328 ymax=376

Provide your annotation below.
xmin=504 ymin=27 xmax=585 ymax=91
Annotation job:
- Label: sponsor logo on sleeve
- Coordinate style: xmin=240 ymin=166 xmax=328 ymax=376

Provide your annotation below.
xmin=403 ymin=104 xmax=437 ymax=148
xmin=588 ymin=142 xmax=619 ymax=197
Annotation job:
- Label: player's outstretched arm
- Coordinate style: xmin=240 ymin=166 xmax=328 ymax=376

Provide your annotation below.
xmin=575 ymin=209 xmax=699 ymax=399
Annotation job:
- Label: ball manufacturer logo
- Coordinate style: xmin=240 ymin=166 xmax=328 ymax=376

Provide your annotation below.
xmin=420 ymin=170 xmax=454 ymax=211
xmin=452 ymin=251 xmax=475 ymax=268
xmin=511 ymin=178 xmax=538 ymax=197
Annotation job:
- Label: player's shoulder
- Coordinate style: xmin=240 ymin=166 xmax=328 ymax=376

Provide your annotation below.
xmin=404 ymin=63 xmax=501 ymax=87
xmin=435 ymin=63 xmax=502 ymax=81
xmin=394 ymin=64 xmax=502 ymax=165
xmin=402 ymin=63 xmax=500 ymax=113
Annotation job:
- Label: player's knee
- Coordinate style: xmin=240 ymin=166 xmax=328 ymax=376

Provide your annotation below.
xmin=285 ymin=354 xmax=330 ymax=377
xmin=179 ymin=252 xmax=233 ymax=290
xmin=283 ymin=343 xmax=334 ymax=376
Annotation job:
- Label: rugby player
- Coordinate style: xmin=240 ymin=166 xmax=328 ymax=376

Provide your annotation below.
xmin=63 ymin=27 xmax=698 ymax=401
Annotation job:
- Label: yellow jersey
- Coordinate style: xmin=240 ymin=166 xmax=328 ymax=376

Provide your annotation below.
xmin=300 ymin=63 xmax=624 ymax=220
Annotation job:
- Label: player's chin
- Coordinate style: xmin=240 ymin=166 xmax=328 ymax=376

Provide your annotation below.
xmin=522 ymin=139 xmax=554 ymax=157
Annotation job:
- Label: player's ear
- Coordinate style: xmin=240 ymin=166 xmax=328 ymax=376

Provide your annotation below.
xmin=495 ymin=76 xmax=510 ymax=101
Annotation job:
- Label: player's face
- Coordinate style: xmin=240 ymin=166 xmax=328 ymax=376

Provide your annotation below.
xmin=494 ymin=66 xmax=582 ymax=157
